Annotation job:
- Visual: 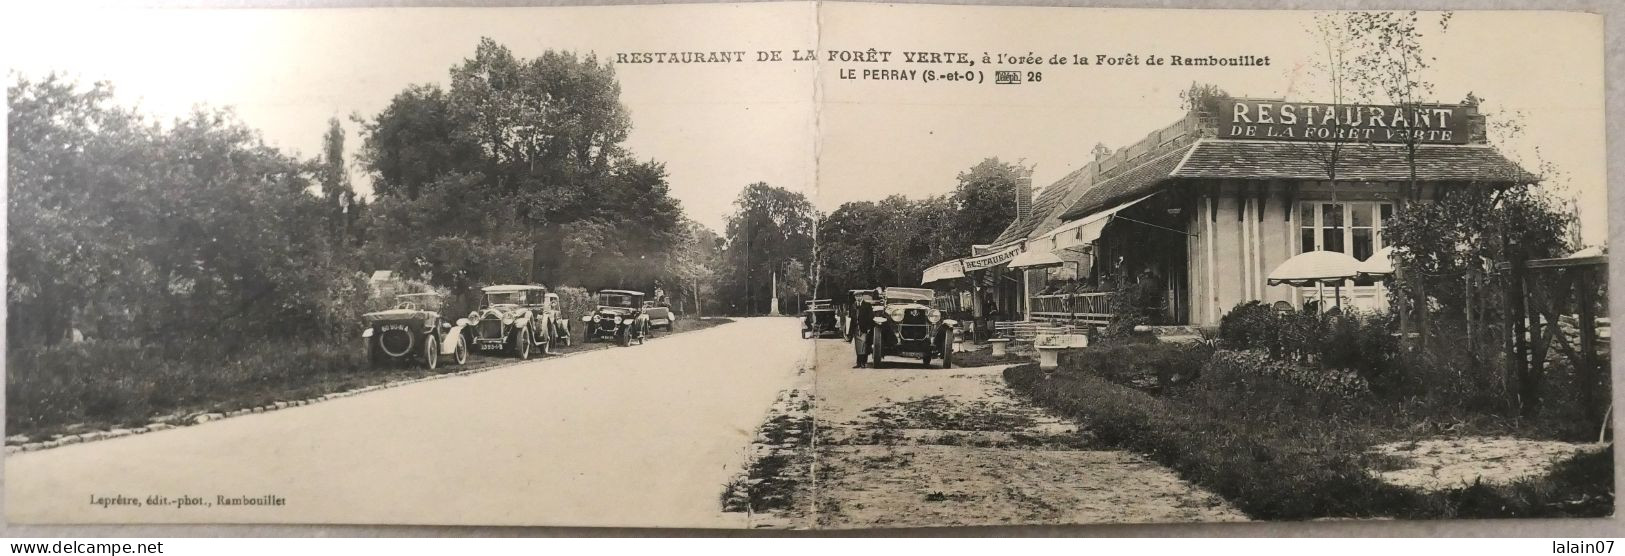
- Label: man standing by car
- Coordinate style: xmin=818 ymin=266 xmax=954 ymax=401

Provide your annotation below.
xmin=849 ymin=293 xmax=875 ymax=368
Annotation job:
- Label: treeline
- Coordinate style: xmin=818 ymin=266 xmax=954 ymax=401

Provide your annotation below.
xmin=8 ymin=76 xmax=358 ymax=350
xmin=7 ymin=38 xmax=718 ymax=350
xmin=814 ymin=158 xmax=1025 ymax=299
xmin=711 ymin=157 xmax=1024 ymax=314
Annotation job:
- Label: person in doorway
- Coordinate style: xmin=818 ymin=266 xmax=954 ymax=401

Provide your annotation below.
xmin=849 ymin=293 xmax=875 ymax=368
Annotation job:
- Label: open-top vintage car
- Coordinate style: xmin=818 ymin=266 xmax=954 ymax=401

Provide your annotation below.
xmin=581 ymin=289 xmax=650 ymax=346
xmin=465 ymin=284 xmax=567 ymax=360
xmin=641 ymin=300 xmax=675 ymax=331
xmin=801 ymin=299 xmax=841 ymax=339
xmin=362 ymin=292 xmax=468 ymax=369
xmin=864 ymin=286 xmax=957 ymax=369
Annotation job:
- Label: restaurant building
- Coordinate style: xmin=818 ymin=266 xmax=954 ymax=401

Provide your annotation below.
xmin=921 ymin=97 xmax=1534 ymax=327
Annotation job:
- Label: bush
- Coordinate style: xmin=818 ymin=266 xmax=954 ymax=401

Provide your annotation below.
xmin=1056 ymin=341 xmax=1211 ymax=393
xmin=1216 ymin=302 xmax=1399 ymax=387
xmin=1205 ymin=349 xmax=1369 ymax=400
xmin=1217 ymin=301 xmax=1279 ymax=354
xmin=554 ymin=285 xmax=593 ymax=321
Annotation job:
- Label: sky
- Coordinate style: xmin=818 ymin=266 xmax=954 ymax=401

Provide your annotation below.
xmin=4 ymin=5 xmax=1606 ymax=244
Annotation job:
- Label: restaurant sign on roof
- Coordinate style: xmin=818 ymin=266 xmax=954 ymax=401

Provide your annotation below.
xmin=1219 ymin=99 xmax=1473 ymax=145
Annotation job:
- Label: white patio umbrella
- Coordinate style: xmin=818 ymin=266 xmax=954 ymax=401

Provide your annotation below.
xmin=1355 ymin=246 xmax=1397 ymax=279
xmin=1267 ymin=250 xmax=1361 ymax=310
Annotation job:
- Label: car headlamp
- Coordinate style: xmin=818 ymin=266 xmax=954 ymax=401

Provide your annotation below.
xmin=872 ymin=316 xmax=887 ymax=324
xmin=581 ymin=315 xmax=593 ymax=322
xmin=502 ymin=317 xmax=514 ymax=325
xmin=928 ymin=309 xmax=942 ymax=323
xmin=614 ymin=316 xmax=624 ymax=325
xmin=362 ymin=328 xmax=374 ymax=338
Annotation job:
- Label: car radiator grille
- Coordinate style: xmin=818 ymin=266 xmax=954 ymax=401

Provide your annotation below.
xmin=478 ymin=318 xmax=504 ymax=339
xmin=899 ymin=324 xmax=930 ymax=341
xmin=379 ymin=329 xmax=414 ymax=356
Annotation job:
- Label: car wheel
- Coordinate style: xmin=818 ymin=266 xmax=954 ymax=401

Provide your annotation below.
xmin=423 ymin=334 xmax=439 ymax=370
xmin=871 ymin=331 xmax=885 ymax=369
xmin=941 ymin=347 xmax=953 ymax=369
xmin=538 ymin=325 xmax=551 ymax=355
xmin=517 ymin=329 xmax=532 ymax=360
xmin=453 ymin=336 xmax=468 ymax=366
xmin=618 ymin=328 xmax=631 ymax=347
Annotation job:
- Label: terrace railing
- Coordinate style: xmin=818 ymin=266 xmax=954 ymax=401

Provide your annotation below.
xmin=1029 ymin=291 xmax=1115 ymax=326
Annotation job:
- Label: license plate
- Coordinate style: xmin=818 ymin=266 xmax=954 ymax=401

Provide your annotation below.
xmin=477 ymin=340 xmax=505 ymax=349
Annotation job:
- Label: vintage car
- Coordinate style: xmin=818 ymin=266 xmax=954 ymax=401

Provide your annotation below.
xmin=362 ymin=292 xmax=467 ymax=369
xmin=801 ymin=299 xmax=841 ymax=339
xmin=465 ymin=284 xmax=566 ymax=359
xmin=864 ymin=286 xmax=958 ymax=368
xmin=581 ymin=289 xmax=650 ymax=346
xmin=641 ymin=300 xmax=675 ymax=331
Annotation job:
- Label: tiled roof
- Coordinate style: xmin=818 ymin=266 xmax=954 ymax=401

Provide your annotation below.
xmin=1056 ymin=146 xmax=1191 ymax=222
xmin=1171 ymin=140 xmax=1535 ymax=183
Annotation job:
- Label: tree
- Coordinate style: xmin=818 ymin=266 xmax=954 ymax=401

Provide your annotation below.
xmin=318 ymin=117 xmax=358 ymax=246
xmin=357 ymin=38 xmax=688 ymax=297
xmin=8 ymin=75 xmax=355 ymax=349
xmin=949 ymin=157 xmax=1028 ymax=253
xmin=720 ymin=183 xmax=815 ymax=314
xmin=357 ymin=84 xmax=478 ymax=200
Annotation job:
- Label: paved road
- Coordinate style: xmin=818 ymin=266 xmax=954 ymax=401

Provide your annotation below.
xmin=6 ymin=318 xmax=811 ymax=527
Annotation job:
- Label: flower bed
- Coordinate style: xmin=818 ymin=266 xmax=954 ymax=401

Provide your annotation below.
xmin=1206 ymin=349 xmax=1370 ymax=400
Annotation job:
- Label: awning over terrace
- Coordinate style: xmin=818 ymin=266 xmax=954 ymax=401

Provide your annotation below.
xmin=1007 ymin=248 xmax=1063 ymax=270
xmin=1038 ymin=193 xmax=1157 ymax=250
xmin=920 ymin=258 xmax=967 ymax=284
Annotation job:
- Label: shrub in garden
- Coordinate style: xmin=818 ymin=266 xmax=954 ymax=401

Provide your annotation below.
xmin=1217 ymin=301 xmax=1279 ymax=354
xmin=1057 ymin=341 xmax=1212 ymax=392
xmin=1205 ymin=350 xmax=1370 ymax=400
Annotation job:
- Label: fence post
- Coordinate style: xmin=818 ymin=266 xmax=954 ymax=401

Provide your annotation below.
xmin=1576 ymin=266 xmax=1601 ymax=433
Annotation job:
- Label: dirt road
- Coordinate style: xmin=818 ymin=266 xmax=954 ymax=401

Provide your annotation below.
xmin=6 ymin=318 xmax=811 ymax=527
xmin=798 ymin=339 xmax=1245 ymax=528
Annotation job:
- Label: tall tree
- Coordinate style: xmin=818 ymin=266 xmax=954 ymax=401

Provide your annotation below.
xmin=950 ymin=157 xmax=1027 ymax=252
xmin=318 ymin=117 xmax=357 ymax=245
xmin=720 ymin=183 xmax=815 ymax=314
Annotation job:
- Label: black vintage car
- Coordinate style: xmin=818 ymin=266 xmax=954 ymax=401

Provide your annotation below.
xmin=580 ymin=289 xmax=651 ymax=346
xmin=361 ymin=293 xmax=467 ymax=370
xmin=864 ymin=287 xmax=958 ymax=369
xmin=801 ymin=299 xmax=841 ymax=339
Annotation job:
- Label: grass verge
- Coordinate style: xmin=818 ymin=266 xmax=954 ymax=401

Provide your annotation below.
xmin=7 ymin=317 xmax=734 ymax=443
xmin=1004 ymin=362 xmax=1613 ymax=520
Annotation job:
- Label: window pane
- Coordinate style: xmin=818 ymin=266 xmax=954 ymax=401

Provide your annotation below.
xmin=1324 ymin=228 xmax=1345 ymax=253
xmin=1300 ymin=203 xmax=1315 ymax=225
xmin=1379 ymin=203 xmax=1393 ymax=225
xmin=1351 ymin=202 xmax=1373 ymax=227
xmin=1353 ymin=228 xmax=1374 ymax=261
xmin=1302 ymin=228 xmax=1316 ymax=253
xmin=1323 ymin=203 xmax=1345 ymax=227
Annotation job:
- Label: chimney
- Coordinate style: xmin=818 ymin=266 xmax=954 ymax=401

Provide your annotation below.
xmin=1015 ymin=174 xmax=1034 ymax=223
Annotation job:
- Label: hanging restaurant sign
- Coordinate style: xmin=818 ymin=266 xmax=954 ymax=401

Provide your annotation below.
xmin=962 ymin=243 xmax=1022 ymax=271
xmin=1218 ymin=99 xmax=1473 ymax=144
